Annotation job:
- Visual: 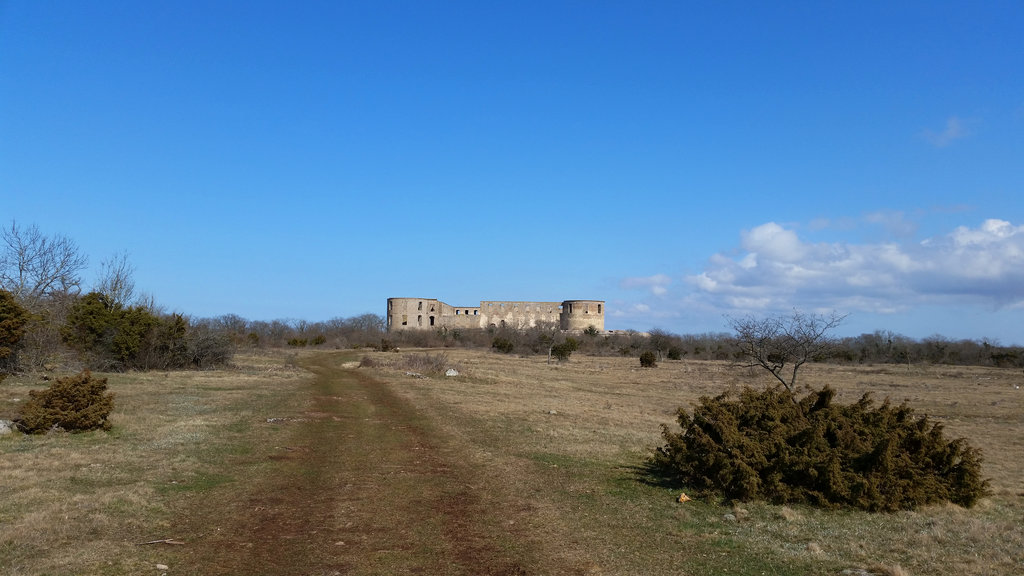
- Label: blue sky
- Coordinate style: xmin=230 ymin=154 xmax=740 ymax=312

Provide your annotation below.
xmin=2 ymin=1 xmax=1022 ymax=344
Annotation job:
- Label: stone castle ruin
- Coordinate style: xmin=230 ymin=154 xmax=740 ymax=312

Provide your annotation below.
xmin=387 ymin=298 xmax=605 ymax=332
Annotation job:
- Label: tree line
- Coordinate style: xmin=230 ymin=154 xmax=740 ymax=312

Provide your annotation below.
xmin=204 ymin=310 xmax=1022 ymax=370
xmin=0 ymin=221 xmax=230 ymax=377
xmin=373 ymin=321 xmax=1023 ymax=369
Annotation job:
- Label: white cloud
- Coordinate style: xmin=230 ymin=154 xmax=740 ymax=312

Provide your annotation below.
xmin=923 ymin=116 xmax=969 ymax=147
xmin=741 ymin=222 xmax=806 ymax=262
xmin=621 ymin=273 xmax=672 ymax=296
xmin=684 ymin=219 xmax=1024 ymax=314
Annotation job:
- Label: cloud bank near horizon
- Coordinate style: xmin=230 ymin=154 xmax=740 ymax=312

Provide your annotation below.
xmin=617 ymin=217 xmax=1024 ymax=330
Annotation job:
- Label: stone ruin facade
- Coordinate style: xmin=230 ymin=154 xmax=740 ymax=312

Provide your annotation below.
xmin=386 ymin=298 xmax=605 ymax=332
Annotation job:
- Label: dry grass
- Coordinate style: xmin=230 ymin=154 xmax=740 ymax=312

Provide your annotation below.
xmin=366 ymin=349 xmax=1024 ymax=576
xmin=2 ymin=349 xmax=1021 ymax=575
xmin=0 ymin=353 xmax=308 ymax=575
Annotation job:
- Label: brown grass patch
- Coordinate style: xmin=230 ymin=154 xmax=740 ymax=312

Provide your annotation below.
xmin=0 ymin=352 xmax=307 ymax=575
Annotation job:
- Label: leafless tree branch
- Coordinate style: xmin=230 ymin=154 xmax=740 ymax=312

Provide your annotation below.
xmin=729 ymin=310 xmax=847 ymax=395
xmin=0 ymin=220 xmax=88 ymax=307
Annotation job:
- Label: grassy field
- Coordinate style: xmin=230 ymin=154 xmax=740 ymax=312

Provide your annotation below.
xmin=366 ymin=349 xmax=1024 ymax=575
xmin=0 ymin=354 xmax=310 ymax=575
xmin=1 ymin=349 xmax=1022 ymax=575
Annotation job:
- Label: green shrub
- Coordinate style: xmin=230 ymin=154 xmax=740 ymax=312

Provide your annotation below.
xmin=61 ymin=293 xmax=220 ymax=370
xmin=551 ymin=338 xmax=578 ymax=362
xmin=492 ymin=337 xmax=514 ymax=354
xmin=651 ymin=386 xmax=989 ymax=511
xmin=667 ymin=347 xmax=683 ymax=360
xmin=18 ymin=370 xmax=115 ymax=433
xmin=640 ymin=351 xmax=658 ymax=368
xmin=0 ymin=289 xmax=31 ymax=378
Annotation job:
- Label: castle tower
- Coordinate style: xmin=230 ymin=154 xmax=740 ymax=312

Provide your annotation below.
xmin=559 ymin=299 xmax=605 ymax=331
xmin=386 ymin=297 xmax=442 ymax=330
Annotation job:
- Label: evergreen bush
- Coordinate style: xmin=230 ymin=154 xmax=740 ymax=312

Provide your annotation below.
xmin=651 ymin=386 xmax=989 ymax=511
xmin=551 ymin=338 xmax=578 ymax=362
xmin=0 ymin=289 xmax=31 ymax=378
xmin=492 ymin=337 xmax=514 ymax=354
xmin=640 ymin=351 xmax=658 ymax=367
xmin=18 ymin=370 xmax=115 ymax=433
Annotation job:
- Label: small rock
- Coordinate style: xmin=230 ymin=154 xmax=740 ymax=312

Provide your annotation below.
xmin=722 ymin=513 xmax=736 ymax=522
xmin=0 ymin=420 xmax=14 ymax=435
xmin=155 ymin=564 xmax=169 ymax=570
xmin=445 ymin=368 xmax=459 ymax=377
xmin=547 ymin=410 xmax=557 ymax=415
xmin=806 ymin=542 xmax=822 ymax=554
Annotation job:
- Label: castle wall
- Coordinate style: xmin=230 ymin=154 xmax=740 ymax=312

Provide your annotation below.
xmin=479 ymin=301 xmax=563 ymax=330
xmin=387 ymin=297 xmax=605 ymax=332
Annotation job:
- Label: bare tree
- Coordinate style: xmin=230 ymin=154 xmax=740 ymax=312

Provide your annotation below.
xmin=95 ymin=251 xmax=137 ymax=309
xmin=0 ymin=221 xmax=88 ymax=307
xmin=729 ymin=310 xmax=847 ymax=395
xmin=647 ymin=328 xmax=677 ymax=361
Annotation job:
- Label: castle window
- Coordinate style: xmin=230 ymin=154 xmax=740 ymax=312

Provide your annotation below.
xmin=473 ymin=310 xmax=478 ymax=315
xmin=429 ymin=316 xmax=435 ymax=326
xmin=417 ymin=315 xmax=422 ymax=326
xmin=402 ymin=315 xmax=407 ymax=326
xmin=418 ymin=302 xmax=423 ymax=311
xmin=598 ymin=304 xmax=602 ymax=313
xmin=455 ymin=310 xmax=460 ymax=315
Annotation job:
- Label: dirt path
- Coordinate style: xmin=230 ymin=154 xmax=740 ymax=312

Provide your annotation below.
xmin=168 ymin=353 xmax=548 ymax=575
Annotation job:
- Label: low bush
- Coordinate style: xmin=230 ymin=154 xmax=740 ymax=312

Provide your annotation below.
xmin=492 ymin=337 xmax=514 ymax=354
xmin=551 ymin=338 xmax=579 ymax=362
xmin=18 ymin=370 xmax=115 ymax=433
xmin=398 ymin=352 xmax=452 ymax=375
xmin=640 ymin=351 xmax=658 ymax=368
xmin=651 ymin=385 xmax=990 ymax=512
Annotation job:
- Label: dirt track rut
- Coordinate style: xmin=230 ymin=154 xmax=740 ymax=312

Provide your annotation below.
xmin=169 ymin=353 xmax=539 ymax=575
